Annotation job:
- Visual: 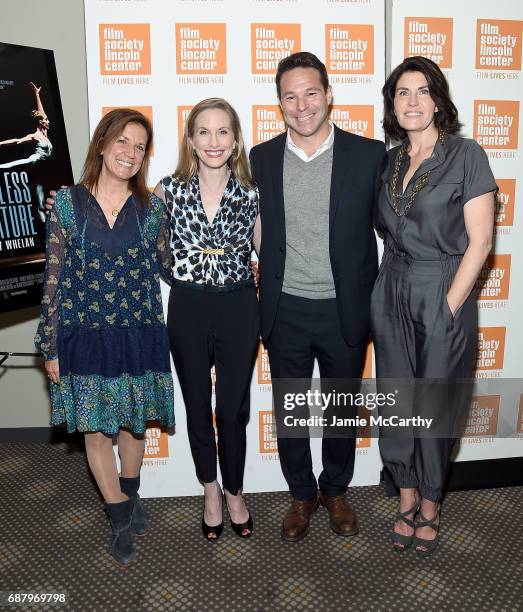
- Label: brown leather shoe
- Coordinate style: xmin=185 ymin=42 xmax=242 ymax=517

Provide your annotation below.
xmin=281 ymin=495 xmax=319 ymax=542
xmin=319 ymin=491 xmax=358 ymax=536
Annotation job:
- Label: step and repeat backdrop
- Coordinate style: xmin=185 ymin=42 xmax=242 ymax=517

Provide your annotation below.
xmin=84 ymin=0 xmax=522 ymax=497
xmin=391 ymin=0 xmax=523 ymax=465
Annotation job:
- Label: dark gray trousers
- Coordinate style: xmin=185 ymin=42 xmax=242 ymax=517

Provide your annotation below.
xmin=371 ymin=248 xmax=477 ymax=502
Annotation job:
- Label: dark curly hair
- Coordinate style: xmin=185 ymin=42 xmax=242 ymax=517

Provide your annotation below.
xmin=275 ymin=52 xmax=329 ymax=99
xmin=382 ymin=56 xmax=461 ymax=144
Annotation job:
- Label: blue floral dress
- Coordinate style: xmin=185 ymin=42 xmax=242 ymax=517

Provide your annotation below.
xmin=35 ymin=185 xmax=175 ymax=434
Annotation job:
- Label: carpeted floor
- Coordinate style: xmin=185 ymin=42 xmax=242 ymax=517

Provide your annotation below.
xmin=0 ymin=441 xmax=521 ymax=611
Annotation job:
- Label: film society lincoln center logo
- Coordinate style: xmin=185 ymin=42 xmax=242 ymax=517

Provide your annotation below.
xmin=257 ymin=343 xmax=271 ymax=385
xmin=251 ymin=24 xmax=301 ymax=74
xmin=476 ymin=327 xmax=506 ymax=372
xmin=474 ymin=100 xmax=519 ymax=149
xmin=463 ymin=395 xmax=500 ymax=437
xmin=176 ymin=24 xmax=227 ymax=74
xmin=476 ymin=20 xmax=522 ymax=70
xmin=476 ymin=254 xmax=511 ymax=300
xmin=177 ymin=105 xmax=194 ymax=145
xmin=403 ymin=17 xmax=453 ymax=68
xmin=144 ymin=427 xmax=169 ymax=460
xmin=252 ymin=106 xmax=285 ymax=145
xmin=325 ymin=24 xmax=374 ymax=74
xmin=99 ymin=24 xmax=151 ymax=75
xmin=495 ymin=179 xmax=516 ymax=227
xmin=330 ymin=105 xmax=374 ymax=139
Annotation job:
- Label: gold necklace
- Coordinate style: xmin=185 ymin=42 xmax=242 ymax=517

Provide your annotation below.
xmin=95 ymin=190 xmax=131 ymax=218
xmin=390 ymin=131 xmax=445 ymax=217
xmin=111 ymin=193 xmax=131 ymax=217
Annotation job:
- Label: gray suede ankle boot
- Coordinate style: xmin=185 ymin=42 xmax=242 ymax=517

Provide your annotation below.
xmin=120 ymin=476 xmax=149 ymax=536
xmin=104 ymin=498 xmax=134 ymax=566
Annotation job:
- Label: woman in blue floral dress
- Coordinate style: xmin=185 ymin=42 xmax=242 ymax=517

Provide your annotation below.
xmin=35 ymin=109 xmax=174 ymax=566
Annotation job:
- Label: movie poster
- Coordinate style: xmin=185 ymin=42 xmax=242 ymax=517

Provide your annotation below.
xmin=0 ymin=42 xmax=73 ymax=313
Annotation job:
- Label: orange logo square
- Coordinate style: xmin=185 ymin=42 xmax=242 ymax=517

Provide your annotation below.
xmin=474 ymin=100 xmax=519 ymax=149
xmin=251 ymin=24 xmax=301 ymax=74
xmin=356 ymin=406 xmax=371 ymax=448
xmin=476 ymin=327 xmax=506 ymax=371
xmin=362 ymin=340 xmax=373 ymax=379
xmin=257 ymin=343 xmax=271 ymax=385
xmin=102 ymin=106 xmax=154 ymax=155
xmin=99 ymin=24 xmax=151 ymax=75
xmin=463 ymin=395 xmax=500 ymax=436
xmin=259 ymin=410 xmax=278 ymax=453
xmin=330 ymin=105 xmax=374 ymax=139
xmin=176 ymin=24 xmax=227 ymax=74
xmin=404 ymin=17 xmax=453 ymax=68
xmin=177 ymin=105 xmax=194 ymax=146
xmin=476 ymin=20 xmax=522 ymax=70
xmin=144 ymin=427 xmax=169 ymax=458
xmin=495 ymin=179 xmax=516 ymax=226
xmin=518 ymin=395 xmax=523 ymax=434
xmin=252 ymin=105 xmax=285 ymax=145
xmin=477 ymin=254 xmax=511 ymax=300
xmin=325 ymin=24 xmax=374 ymax=74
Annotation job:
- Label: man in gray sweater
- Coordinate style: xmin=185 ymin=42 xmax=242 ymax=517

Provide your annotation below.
xmin=250 ymin=52 xmax=386 ymax=541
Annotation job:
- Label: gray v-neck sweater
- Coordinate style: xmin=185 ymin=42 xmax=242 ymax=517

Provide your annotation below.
xmin=282 ymin=146 xmax=336 ymax=299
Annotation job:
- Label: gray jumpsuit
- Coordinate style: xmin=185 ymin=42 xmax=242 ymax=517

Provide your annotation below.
xmin=371 ymin=134 xmax=497 ymax=502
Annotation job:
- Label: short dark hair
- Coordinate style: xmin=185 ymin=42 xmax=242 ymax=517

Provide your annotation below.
xmin=382 ymin=56 xmax=461 ymax=143
xmin=275 ymin=52 xmax=329 ymax=98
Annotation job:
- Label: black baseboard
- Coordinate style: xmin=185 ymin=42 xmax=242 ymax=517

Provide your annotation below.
xmin=0 ymin=427 xmax=83 ymax=445
xmin=382 ymin=456 xmax=523 ymax=497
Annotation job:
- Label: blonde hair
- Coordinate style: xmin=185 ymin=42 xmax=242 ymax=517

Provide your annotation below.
xmin=175 ymin=98 xmax=253 ymax=189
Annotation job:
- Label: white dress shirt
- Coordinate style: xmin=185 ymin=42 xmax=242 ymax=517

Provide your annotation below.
xmin=286 ymin=121 xmax=334 ymax=163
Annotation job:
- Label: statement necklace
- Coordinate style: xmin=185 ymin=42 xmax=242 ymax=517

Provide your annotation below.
xmin=390 ymin=131 xmax=445 ymax=217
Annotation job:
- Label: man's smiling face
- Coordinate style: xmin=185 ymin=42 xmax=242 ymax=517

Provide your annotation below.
xmin=279 ymin=67 xmax=332 ymax=142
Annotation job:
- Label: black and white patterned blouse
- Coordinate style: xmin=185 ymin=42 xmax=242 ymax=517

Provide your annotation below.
xmin=160 ymin=173 xmax=258 ymax=285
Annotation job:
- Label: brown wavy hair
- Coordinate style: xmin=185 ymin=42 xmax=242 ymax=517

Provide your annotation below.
xmin=175 ymin=98 xmax=253 ymax=189
xmin=382 ymin=56 xmax=461 ymax=144
xmin=80 ymin=108 xmax=153 ymax=204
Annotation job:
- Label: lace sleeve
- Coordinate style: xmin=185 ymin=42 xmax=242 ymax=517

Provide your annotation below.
xmin=34 ymin=192 xmax=68 ymax=360
xmin=157 ymin=203 xmax=174 ymax=286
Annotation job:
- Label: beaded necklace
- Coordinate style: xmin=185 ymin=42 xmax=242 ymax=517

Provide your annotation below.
xmin=390 ymin=131 xmax=445 ymax=217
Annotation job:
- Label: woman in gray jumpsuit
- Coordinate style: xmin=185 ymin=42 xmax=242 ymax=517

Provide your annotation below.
xmin=371 ymin=57 xmax=496 ymax=555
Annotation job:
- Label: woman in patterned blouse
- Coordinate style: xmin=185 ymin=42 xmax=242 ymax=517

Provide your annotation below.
xmin=155 ymin=98 xmax=261 ymax=541
xmin=35 ymin=109 xmax=174 ymax=566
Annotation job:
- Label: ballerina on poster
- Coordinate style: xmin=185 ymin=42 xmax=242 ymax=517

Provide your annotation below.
xmin=0 ymin=82 xmax=53 ymax=169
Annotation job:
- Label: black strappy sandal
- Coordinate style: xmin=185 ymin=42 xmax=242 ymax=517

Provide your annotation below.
xmin=413 ymin=509 xmax=440 ymax=556
xmin=391 ymin=497 xmax=420 ymax=552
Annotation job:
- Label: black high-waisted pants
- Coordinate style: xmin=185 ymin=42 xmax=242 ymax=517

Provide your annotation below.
xmin=371 ymin=248 xmax=477 ymax=502
xmin=167 ymin=282 xmax=259 ymax=495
